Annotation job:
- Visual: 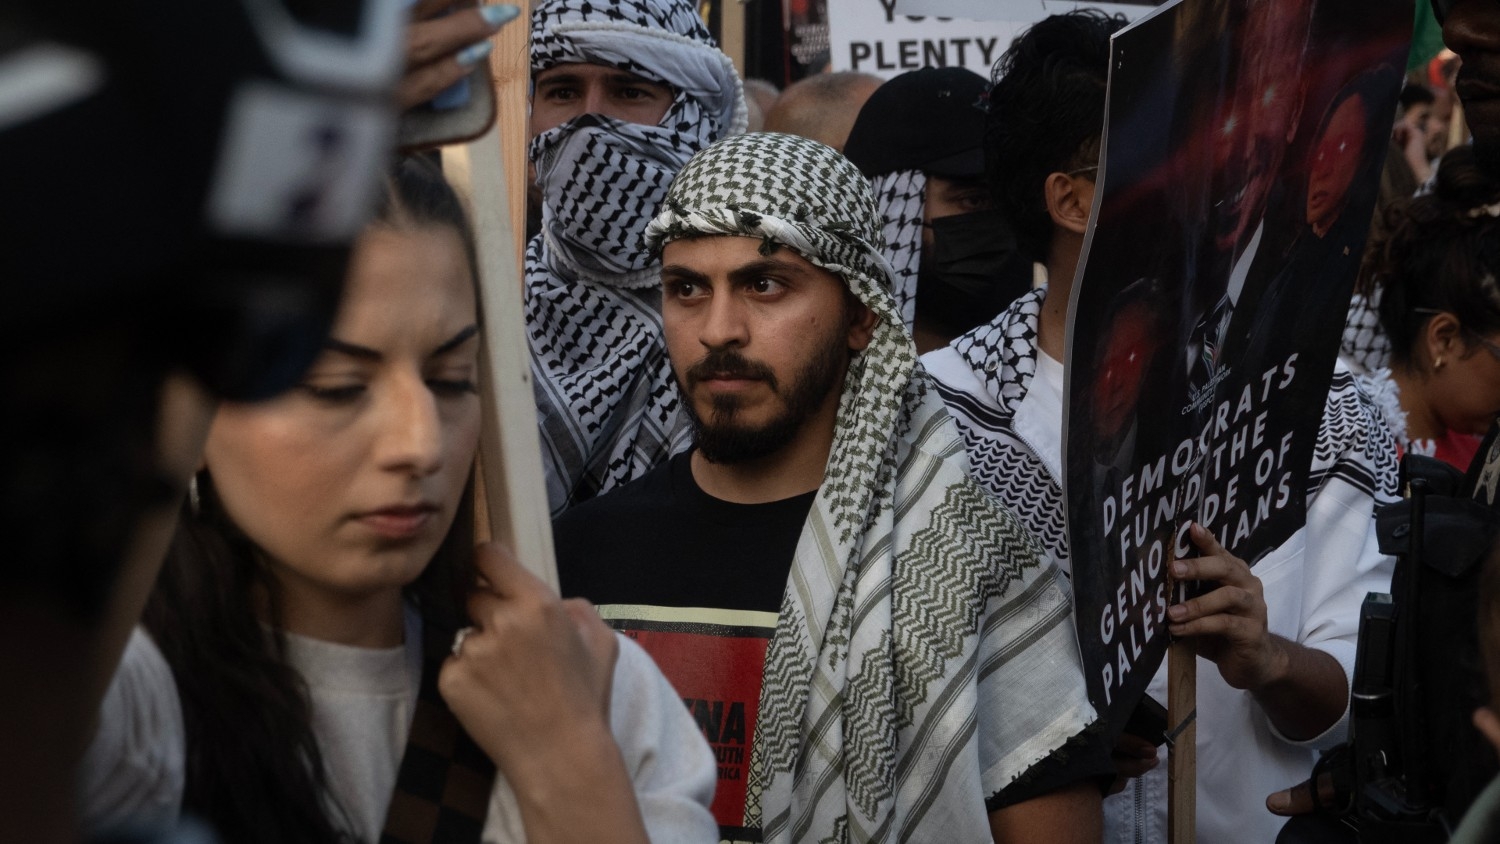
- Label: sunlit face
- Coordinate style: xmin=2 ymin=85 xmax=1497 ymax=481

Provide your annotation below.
xmin=1406 ymin=101 xmax=1433 ymax=134
xmin=204 ymin=225 xmax=481 ymax=602
xmin=530 ymin=62 xmax=675 ymax=137
xmin=1434 ymin=331 xmax=1500 ymax=435
xmin=1305 ymin=96 xmax=1369 ymax=237
xmin=1427 ymin=113 xmax=1452 ymax=160
xmin=660 ymin=235 xmax=874 ymax=464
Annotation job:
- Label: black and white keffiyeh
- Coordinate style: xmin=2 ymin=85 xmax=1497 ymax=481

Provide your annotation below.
xmin=933 ymin=287 xmax=1073 ymax=567
xmin=1341 ymin=290 xmax=1391 ymax=375
xmin=646 ymin=133 xmax=1095 ymax=842
xmin=870 ymin=169 xmax=925 ymax=329
xmin=954 ymin=284 xmax=1045 ymax=417
xmin=527 ymin=0 xmax=747 ymax=514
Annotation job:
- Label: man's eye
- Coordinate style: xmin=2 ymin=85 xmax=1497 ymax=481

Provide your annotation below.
xmin=748 ymin=278 xmax=783 ymax=295
xmin=959 ymin=193 xmax=991 ymax=212
xmin=669 ymin=280 xmax=702 ymax=298
xmin=540 ymin=87 xmax=577 ymax=101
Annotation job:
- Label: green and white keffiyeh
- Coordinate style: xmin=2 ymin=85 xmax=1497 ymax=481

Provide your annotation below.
xmin=645 ymin=133 xmax=1097 ymax=842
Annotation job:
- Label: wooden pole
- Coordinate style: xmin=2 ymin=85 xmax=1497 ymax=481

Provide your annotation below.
xmin=442 ymin=0 xmax=558 ymax=589
xmin=491 ymin=0 xmax=532 ymax=280
xmin=1167 ymin=633 xmax=1197 ymax=842
xmin=719 ymin=0 xmax=747 ymax=79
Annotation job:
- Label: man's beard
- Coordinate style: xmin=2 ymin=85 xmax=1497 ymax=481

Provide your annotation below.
xmin=678 ymin=327 xmax=849 ymax=465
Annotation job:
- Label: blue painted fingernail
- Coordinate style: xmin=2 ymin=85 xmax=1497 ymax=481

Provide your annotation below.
xmin=456 ymin=39 xmax=493 ymax=67
xmin=480 ymin=4 xmax=521 ymax=28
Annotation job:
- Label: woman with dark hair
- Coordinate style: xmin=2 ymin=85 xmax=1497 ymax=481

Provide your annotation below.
xmin=80 ymin=157 xmax=716 ymax=844
xmin=1367 ymin=145 xmax=1500 ymax=469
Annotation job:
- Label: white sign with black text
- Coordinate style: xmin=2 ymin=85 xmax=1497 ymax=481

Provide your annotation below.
xmin=892 ymin=0 xmax=1158 ymax=19
xmin=828 ymin=0 xmax=1156 ymax=79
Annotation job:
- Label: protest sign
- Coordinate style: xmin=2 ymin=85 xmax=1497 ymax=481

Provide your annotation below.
xmin=829 ymin=0 xmax=1156 ymax=78
xmin=1064 ymin=0 xmax=1410 ymax=730
xmin=894 ymin=0 xmax=1157 ymax=18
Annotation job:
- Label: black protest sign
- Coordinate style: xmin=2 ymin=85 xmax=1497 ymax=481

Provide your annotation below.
xmin=1063 ymin=0 xmax=1410 ymax=728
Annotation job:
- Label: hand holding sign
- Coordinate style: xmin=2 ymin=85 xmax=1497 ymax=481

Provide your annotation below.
xmin=1167 ymin=522 xmax=1348 ymax=743
xmin=1107 ymin=733 xmax=1163 ymax=795
xmin=441 ymin=542 xmax=618 ymax=773
xmin=1165 ymin=522 xmax=1283 ymax=691
xmin=440 ymin=543 xmax=657 ymax=843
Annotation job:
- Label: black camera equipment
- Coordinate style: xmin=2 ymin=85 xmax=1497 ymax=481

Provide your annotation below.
xmin=1278 ymin=447 xmax=1500 ymax=843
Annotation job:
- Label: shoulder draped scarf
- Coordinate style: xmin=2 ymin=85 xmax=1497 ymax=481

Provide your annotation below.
xmin=646 ymin=133 xmax=1096 ymax=842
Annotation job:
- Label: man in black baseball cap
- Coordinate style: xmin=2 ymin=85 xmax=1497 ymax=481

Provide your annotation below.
xmin=844 ymin=66 xmax=1033 ymax=352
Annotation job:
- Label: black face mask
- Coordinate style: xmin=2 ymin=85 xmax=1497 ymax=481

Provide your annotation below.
xmin=917 ymin=208 xmax=1032 ymax=335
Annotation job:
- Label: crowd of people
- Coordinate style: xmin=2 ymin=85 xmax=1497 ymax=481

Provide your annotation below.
xmin=7 ymin=0 xmax=1500 ymax=841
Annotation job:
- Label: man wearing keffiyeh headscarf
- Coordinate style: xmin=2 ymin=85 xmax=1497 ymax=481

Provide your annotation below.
xmin=556 ymin=132 xmax=1109 ymax=843
xmin=526 ymin=0 xmax=747 ymax=516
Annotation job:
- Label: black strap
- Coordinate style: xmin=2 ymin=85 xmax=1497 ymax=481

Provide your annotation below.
xmin=379 ymin=622 xmax=497 ymax=844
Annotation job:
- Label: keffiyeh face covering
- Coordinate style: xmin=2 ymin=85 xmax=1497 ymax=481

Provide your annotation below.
xmin=527 ymin=0 xmax=747 ymax=514
xmin=648 ymin=133 xmax=1096 ymax=843
xmin=529 ymin=0 xmax=747 ymax=284
xmin=532 ymin=112 xmax=702 ymax=282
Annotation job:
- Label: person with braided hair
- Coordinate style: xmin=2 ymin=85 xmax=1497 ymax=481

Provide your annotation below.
xmin=558 ymin=132 xmax=1109 ymax=843
xmin=525 ymin=0 xmax=748 ymax=516
xmin=1364 ymin=145 xmax=1500 ymax=469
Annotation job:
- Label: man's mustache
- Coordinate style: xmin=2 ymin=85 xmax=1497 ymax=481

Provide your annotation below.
xmin=685 ymin=348 xmax=779 ymax=391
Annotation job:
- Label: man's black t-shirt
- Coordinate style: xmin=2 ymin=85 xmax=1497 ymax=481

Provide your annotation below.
xmin=557 ymin=450 xmax=811 ymax=843
xmin=558 ymin=449 xmax=1113 ymax=840
xmin=558 ymin=450 xmax=811 ymax=614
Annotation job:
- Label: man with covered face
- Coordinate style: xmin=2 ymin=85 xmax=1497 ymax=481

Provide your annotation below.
xmin=525 ymin=0 xmax=747 ymax=515
xmin=557 ymin=133 xmax=1110 ymax=842
xmin=842 ymin=66 xmax=1034 ymax=353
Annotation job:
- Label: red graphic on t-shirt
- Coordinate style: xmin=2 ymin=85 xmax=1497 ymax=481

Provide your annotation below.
xmin=613 ymin=621 xmax=770 ymax=841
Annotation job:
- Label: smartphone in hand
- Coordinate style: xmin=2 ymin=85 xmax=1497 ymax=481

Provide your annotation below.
xmin=398 ymin=0 xmax=500 ymax=151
